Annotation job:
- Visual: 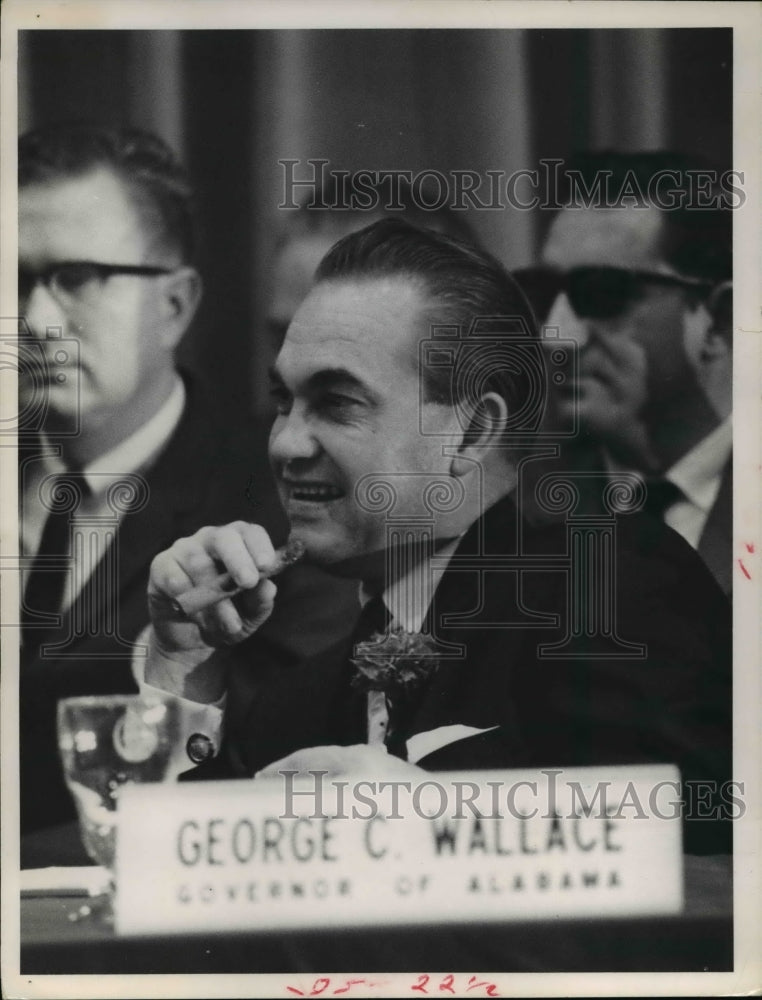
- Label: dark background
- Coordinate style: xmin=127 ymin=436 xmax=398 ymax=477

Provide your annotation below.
xmin=19 ymin=29 xmax=732 ymax=423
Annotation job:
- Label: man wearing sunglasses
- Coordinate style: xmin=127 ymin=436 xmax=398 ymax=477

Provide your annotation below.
xmin=515 ymin=152 xmax=732 ymax=594
xmin=16 ymin=124 xmax=290 ymax=845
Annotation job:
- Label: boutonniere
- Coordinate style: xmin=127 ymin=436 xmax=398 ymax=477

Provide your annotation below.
xmin=351 ymin=629 xmax=440 ymax=696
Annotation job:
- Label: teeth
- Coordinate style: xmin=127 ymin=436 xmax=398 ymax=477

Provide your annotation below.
xmin=290 ymin=484 xmax=342 ymax=501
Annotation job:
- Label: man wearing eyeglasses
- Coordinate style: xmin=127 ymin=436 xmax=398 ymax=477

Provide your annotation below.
xmin=514 ymin=152 xmax=732 ymax=594
xmin=16 ymin=124 xmax=290 ymax=844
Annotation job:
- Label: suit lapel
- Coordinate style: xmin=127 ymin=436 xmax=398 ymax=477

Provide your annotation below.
xmin=409 ymin=495 xmax=528 ymax=736
xmin=45 ymin=379 xmax=218 ymax=657
xmin=697 ymin=456 xmax=732 ymax=594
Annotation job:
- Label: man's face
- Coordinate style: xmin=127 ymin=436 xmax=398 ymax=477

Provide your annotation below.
xmin=269 ymin=277 xmax=463 ymax=569
xmin=19 ymin=167 xmax=177 ymax=433
xmin=541 ymin=205 xmax=707 ymax=417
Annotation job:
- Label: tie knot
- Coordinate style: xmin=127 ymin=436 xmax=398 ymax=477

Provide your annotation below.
xmin=351 ymin=594 xmax=391 ymax=649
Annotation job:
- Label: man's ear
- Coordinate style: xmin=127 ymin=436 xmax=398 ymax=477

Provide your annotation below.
xmin=683 ymin=282 xmax=733 ymax=373
xmin=158 ymin=266 xmax=203 ymax=348
xmin=703 ymin=281 xmax=733 ymax=359
xmin=450 ymin=391 xmax=509 ymax=479
xmin=696 ymin=282 xmax=733 ymax=421
xmin=682 ymin=299 xmax=714 ymax=371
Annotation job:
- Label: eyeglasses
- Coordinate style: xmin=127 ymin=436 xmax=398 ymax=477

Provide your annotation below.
xmin=512 ymin=265 xmax=712 ymax=321
xmin=19 ymin=261 xmax=176 ymax=308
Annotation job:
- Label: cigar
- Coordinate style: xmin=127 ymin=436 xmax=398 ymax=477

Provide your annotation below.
xmin=170 ymin=539 xmax=305 ymax=617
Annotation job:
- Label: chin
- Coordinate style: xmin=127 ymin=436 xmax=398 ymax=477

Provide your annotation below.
xmin=291 ymin=526 xmax=383 ymax=579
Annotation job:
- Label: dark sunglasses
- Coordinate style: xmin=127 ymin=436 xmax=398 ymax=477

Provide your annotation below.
xmin=512 ymin=266 xmax=712 ymax=321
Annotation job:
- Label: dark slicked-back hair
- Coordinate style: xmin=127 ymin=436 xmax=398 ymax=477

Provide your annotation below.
xmin=315 ymin=218 xmax=541 ymax=432
xmin=19 ymin=123 xmax=197 ymax=263
xmin=553 ymin=151 xmax=732 ymax=283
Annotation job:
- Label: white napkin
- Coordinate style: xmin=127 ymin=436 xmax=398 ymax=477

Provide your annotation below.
xmin=20 ymin=866 xmax=110 ymax=897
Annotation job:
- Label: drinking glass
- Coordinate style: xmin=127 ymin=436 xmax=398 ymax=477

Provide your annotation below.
xmin=57 ymin=694 xmax=179 ymax=918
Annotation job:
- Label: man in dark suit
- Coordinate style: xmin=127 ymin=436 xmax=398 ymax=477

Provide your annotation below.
xmin=514 ymin=152 xmax=733 ymax=594
xmin=17 ymin=125 xmax=351 ymax=843
xmin=145 ymin=219 xmax=731 ymax=853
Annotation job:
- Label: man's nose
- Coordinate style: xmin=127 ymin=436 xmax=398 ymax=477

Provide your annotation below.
xmin=21 ymin=281 xmax=67 ymax=339
xmin=543 ymin=292 xmax=591 ymax=350
xmin=269 ymin=405 xmax=321 ymax=465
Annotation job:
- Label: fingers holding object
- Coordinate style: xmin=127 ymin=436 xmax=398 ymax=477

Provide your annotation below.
xmin=195 ymin=577 xmax=279 ymax=646
xmin=148 ymin=524 xmax=268 ymax=615
xmin=208 ymin=522 xmax=275 ymax=590
xmin=174 ymin=529 xmax=303 ymax=618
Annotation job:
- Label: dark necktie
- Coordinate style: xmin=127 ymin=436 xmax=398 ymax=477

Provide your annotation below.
xmin=350 ymin=593 xmax=391 ymax=654
xmin=21 ymin=474 xmax=82 ymax=649
xmin=642 ymin=478 xmax=684 ymax=519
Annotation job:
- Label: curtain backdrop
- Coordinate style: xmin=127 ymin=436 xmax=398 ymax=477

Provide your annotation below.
xmin=18 ymin=28 xmax=732 ymax=418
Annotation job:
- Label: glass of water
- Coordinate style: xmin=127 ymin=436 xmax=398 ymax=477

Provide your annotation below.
xmin=57 ymin=694 xmax=179 ymax=913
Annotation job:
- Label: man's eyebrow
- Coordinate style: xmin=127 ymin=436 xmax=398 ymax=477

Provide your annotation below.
xmin=306 ymin=368 xmax=372 ymax=395
xmin=269 ymin=364 xmax=376 ymax=398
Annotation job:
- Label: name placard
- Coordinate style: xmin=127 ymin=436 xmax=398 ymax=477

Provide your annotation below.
xmin=114 ymin=764 xmax=683 ymax=936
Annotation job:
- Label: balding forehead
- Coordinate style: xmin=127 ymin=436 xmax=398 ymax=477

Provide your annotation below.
xmin=542 ymin=205 xmax=668 ymax=270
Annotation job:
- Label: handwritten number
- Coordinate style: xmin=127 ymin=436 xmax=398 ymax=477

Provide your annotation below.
xmin=467 ymin=976 xmax=500 ymax=997
xmin=288 ymin=973 xmax=499 ymax=997
xmin=333 ymin=980 xmax=366 ymax=995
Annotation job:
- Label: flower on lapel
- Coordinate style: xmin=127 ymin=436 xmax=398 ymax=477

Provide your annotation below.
xmin=351 ymin=629 xmax=440 ymax=695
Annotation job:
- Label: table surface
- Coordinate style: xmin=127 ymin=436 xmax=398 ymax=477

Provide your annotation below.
xmin=19 ymin=853 xmax=733 ymax=975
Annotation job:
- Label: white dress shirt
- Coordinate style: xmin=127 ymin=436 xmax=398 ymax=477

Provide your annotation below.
xmin=662 ymin=418 xmax=732 ymax=549
xmin=22 ymin=377 xmax=186 ymax=611
xmin=363 ymin=538 xmax=498 ymax=763
xmin=139 ymin=531 xmax=499 ymax=772
xmin=606 ymin=416 xmax=732 ymax=549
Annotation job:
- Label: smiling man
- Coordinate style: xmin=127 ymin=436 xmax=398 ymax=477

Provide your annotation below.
xmin=145 ymin=219 xmax=730 ymax=852
xmin=267 ymin=276 xmax=486 ymax=580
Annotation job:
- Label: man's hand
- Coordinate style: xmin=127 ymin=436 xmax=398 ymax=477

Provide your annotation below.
xmin=555 ymin=333 xmax=658 ymax=471
xmin=145 ymin=522 xmax=280 ymax=700
xmin=256 ymin=744 xmax=425 ymax=780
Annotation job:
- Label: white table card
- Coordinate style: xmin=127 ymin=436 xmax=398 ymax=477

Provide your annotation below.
xmin=114 ymin=764 xmax=683 ymax=936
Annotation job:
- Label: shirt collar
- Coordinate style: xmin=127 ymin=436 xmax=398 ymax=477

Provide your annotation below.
xmin=665 ymin=417 xmax=732 ymax=513
xmin=39 ymin=377 xmax=186 ymax=496
xmin=359 ymin=536 xmax=461 ymax=633
xmin=604 ymin=417 xmax=732 ymax=515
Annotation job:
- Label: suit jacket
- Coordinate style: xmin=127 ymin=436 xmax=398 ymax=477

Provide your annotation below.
xmin=19 ymin=376 xmax=358 ymax=837
xmin=518 ymin=439 xmax=733 ymax=596
xmin=203 ymin=494 xmax=731 ymax=853
xmin=697 ymin=456 xmax=732 ymax=595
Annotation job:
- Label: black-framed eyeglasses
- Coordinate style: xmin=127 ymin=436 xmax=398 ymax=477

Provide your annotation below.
xmin=19 ymin=261 xmax=176 ymax=307
xmin=512 ymin=265 xmax=713 ymax=321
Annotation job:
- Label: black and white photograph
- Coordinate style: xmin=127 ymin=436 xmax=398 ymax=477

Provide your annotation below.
xmin=1 ymin=1 xmax=760 ymax=997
